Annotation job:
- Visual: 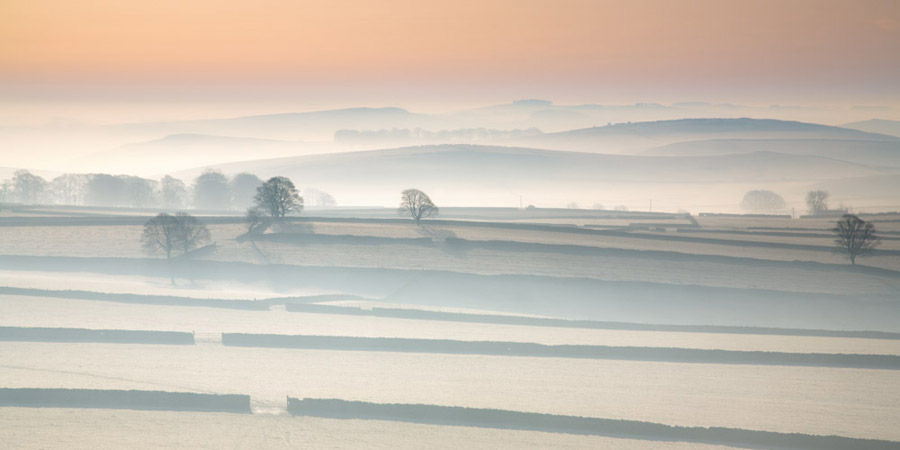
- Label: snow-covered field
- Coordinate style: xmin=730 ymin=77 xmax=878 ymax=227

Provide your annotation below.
xmin=0 ymin=409 xmax=737 ymax=450
xmin=2 ymin=342 xmax=898 ymax=440
xmin=2 ymin=209 xmax=900 ymax=448
xmin=4 ymin=295 xmax=900 ymax=355
xmin=3 ymin=219 xmax=898 ymax=296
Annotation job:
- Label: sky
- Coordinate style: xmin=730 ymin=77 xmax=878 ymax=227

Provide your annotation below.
xmin=2 ymin=0 xmax=900 ymax=124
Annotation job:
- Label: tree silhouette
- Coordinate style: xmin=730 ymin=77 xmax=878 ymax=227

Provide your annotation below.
xmin=398 ymin=188 xmax=438 ymax=223
xmin=230 ymin=173 xmax=263 ymax=211
xmin=253 ymin=176 xmax=303 ymax=219
xmin=740 ymin=190 xmax=785 ymax=212
xmin=833 ymin=214 xmax=880 ymax=265
xmin=51 ymin=174 xmax=89 ymax=205
xmin=141 ymin=213 xmax=181 ymax=261
xmin=806 ymin=190 xmax=829 ymax=215
xmin=193 ymin=170 xmax=230 ymax=210
xmin=160 ymin=175 xmax=187 ymax=210
xmin=141 ymin=212 xmax=211 ymax=284
xmin=11 ymin=170 xmax=47 ymax=204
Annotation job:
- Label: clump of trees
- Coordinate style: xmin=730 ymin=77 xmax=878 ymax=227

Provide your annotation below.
xmin=304 ymin=188 xmax=337 ymax=207
xmin=806 ymin=190 xmax=829 ymax=215
xmin=833 ymin=214 xmax=880 ymax=265
xmin=193 ymin=170 xmax=231 ymax=211
xmin=230 ymin=173 xmax=264 ymax=211
xmin=51 ymin=174 xmax=90 ymax=205
xmin=398 ymin=188 xmax=438 ymax=223
xmin=160 ymin=175 xmax=188 ymax=209
xmin=740 ymin=190 xmax=786 ymax=212
xmin=0 ymin=169 xmax=293 ymax=213
xmin=1 ymin=170 xmax=49 ymax=204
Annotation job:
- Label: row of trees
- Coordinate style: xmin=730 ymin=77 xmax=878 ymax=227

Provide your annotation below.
xmin=144 ymin=180 xmax=439 ymax=263
xmin=739 ymin=190 xmax=881 ymax=263
xmin=0 ymin=169 xmax=335 ymax=211
xmin=740 ymin=189 xmax=838 ymax=216
xmin=144 ymin=177 xmax=878 ymax=269
xmin=143 ymin=176 xmax=308 ymax=261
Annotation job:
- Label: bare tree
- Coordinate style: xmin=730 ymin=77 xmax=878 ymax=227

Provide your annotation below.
xmin=253 ymin=176 xmax=303 ymax=219
xmin=740 ymin=190 xmax=785 ymax=212
xmin=833 ymin=214 xmax=880 ymax=265
xmin=398 ymin=188 xmax=438 ymax=223
xmin=0 ymin=179 xmax=12 ymax=203
xmin=141 ymin=212 xmax=211 ymax=284
xmin=173 ymin=212 xmax=211 ymax=255
xmin=806 ymin=190 xmax=829 ymax=215
xmin=12 ymin=170 xmax=47 ymax=204
xmin=141 ymin=212 xmax=211 ymax=259
xmin=141 ymin=213 xmax=182 ymax=261
xmin=160 ymin=175 xmax=187 ymax=210
xmin=51 ymin=174 xmax=89 ymax=205
xmin=245 ymin=206 xmax=270 ymax=234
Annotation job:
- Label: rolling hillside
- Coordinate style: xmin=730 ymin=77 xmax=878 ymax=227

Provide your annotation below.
xmin=197 ymin=144 xmax=890 ymax=182
xmin=842 ymin=119 xmax=900 ymax=138
xmin=642 ymin=138 xmax=900 ymax=168
xmin=179 ymin=144 xmax=899 ymax=210
xmin=108 ymin=107 xmax=432 ymax=141
xmin=78 ymin=134 xmax=309 ymax=175
xmin=508 ymin=118 xmax=897 ymax=153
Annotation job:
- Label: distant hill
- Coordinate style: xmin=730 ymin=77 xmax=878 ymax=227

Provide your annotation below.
xmin=178 ymin=144 xmax=897 ymax=209
xmin=75 ymin=134 xmax=312 ymax=176
xmin=108 ymin=107 xmax=432 ymax=141
xmin=202 ymin=144 xmax=890 ymax=183
xmin=841 ymin=119 xmax=900 ymax=138
xmin=642 ymin=139 xmax=900 ymax=168
xmin=507 ymin=118 xmax=897 ymax=153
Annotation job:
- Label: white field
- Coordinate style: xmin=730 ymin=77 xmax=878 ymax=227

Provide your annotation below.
xmin=3 ymin=221 xmax=898 ymax=296
xmin=0 ymin=269 xmax=344 ymax=300
xmin=3 ymin=295 xmax=900 ymax=355
xmin=3 ymin=212 xmax=900 ymax=447
xmin=4 ymin=220 xmax=898 ymax=263
xmin=0 ymin=409 xmax=737 ymax=450
xmin=1 ymin=342 xmax=898 ymax=441
xmin=2 ymin=225 xmax=898 ymax=296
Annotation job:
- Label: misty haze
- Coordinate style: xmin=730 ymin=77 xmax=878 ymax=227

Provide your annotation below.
xmin=2 ymin=1 xmax=900 ymax=449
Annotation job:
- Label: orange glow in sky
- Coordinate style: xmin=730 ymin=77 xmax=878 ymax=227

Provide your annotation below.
xmin=1 ymin=0 xmax=899 ymax=119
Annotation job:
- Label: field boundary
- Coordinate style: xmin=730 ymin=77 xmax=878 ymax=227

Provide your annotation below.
xmin=7 ymin=255 xmax=896 ymax=298
xmin=3 ymin=286 xmax=895 ymax=340
xmin=285 ymin=398 xmax=900 ymax=450
xmin=0 ymin=388 xmax=251 ymax=413
xmin=0 ymin=286 xmax=373 ymax=310
xmin=0 ymin=326 xmax=194 ymax=344
xmin=283 ymin=303 xmax=900 ymax=340
xmin=222 ymin=334 xmax=900 ymax=369
xmin=250 ymin=226 xmax=898 ymax=257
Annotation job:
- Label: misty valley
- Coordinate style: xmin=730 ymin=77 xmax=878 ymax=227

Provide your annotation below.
xmin=2 ymin=100 xmax=900 ymax=449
